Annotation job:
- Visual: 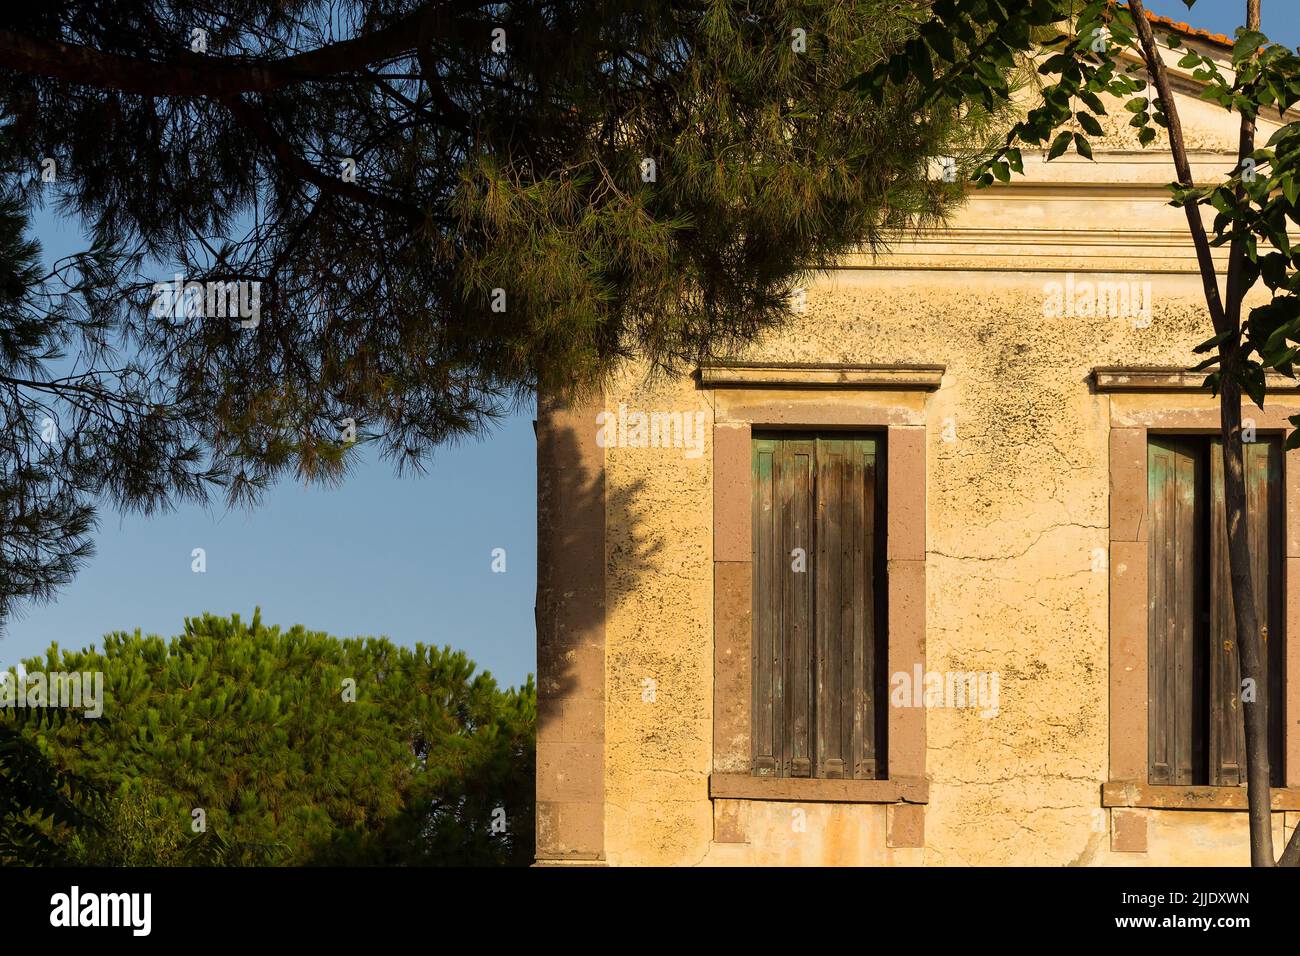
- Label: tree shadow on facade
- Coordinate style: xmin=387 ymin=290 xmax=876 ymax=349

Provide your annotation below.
xmin=534 ymin=400 xmax=663 ymax=859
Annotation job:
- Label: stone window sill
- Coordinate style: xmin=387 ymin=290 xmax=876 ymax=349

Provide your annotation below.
xmin=709 ymin=773 xmax=928 ymax=804
xmin=1103 ymin=780 xmax=1300 ymax=811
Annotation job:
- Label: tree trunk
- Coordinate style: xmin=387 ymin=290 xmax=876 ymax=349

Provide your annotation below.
xmin=1131 ymin=0 xmax=1278 ymax=864
xmin=1217 ymin=365 xmax=1275 ymax=865
xmin=1219 ymin=0 xmax=1275 ymax=867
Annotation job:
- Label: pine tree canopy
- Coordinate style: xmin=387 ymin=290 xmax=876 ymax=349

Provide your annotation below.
xmin=10 ymin=610 xmax=537 ymax=865
xmin=0 ymin=707 xmax=104 ymax=865
xmin=0 ymin=2 xmax=981 ymax=621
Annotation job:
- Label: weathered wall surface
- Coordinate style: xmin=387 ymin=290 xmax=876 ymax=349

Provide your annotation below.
xmin=597 ymin=267 xmax=1296 ymax=866
xmin=601 ymin=363 xmax=716 ymax=865
xmin=571 ymin=36 xmax=1300 ymax=866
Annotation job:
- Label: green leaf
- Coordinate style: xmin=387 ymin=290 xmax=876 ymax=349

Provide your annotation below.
xmin=1074 ymin=133 xmax=1093 ymax=160
xmin=1242 ymin=368 xmax=1267 ymax=408
xmin=921 ymin=21 xmax=956 ymax=64
xmin=912 ymin=38 xmax=934 ymax=85
xmin=1047 ymin=130 xmax=1073 ymax=160
xmin=1193 ymin=329 xmax=1231 ymax=354
xmin=1209 ymin=188 xmax=1235 ymax=215
xmin=1039 ymin=53 xmax=1073 ymax=76
xmin=1260 ymin=252 xmax=1290 ymax=290
xmin=1232 ymin=29 xmax=1267 ymax=65
xmin=1078 ymin=90 xmax=1107 ymax=115
xmin=1266 ymin=125 xmax=1293 ymax=148
xmin=1077 ymin=111 xmax=1104 ymax=136
xmin=888 ymin=51 xmax=909 ymax=85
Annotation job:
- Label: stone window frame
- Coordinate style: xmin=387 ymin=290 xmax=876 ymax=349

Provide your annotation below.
xmin=702 ymin=364 xmax=939 ymax=840
xmin=1099 ymin=367 xmax=1300 ymax=814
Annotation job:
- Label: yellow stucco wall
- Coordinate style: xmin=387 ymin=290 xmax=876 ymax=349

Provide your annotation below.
xmin=588 ymin=38 xmax=1300 ymax=866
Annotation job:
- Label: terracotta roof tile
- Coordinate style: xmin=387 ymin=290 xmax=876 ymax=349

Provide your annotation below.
xmin=1133 ymin=6 xmax=1234 ymax=50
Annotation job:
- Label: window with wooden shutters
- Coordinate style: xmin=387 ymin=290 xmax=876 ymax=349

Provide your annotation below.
xmin=751 ymin=433 xmax=886 ymax=781
xmin=1147 ymin=435 xmax=1285 ymax=787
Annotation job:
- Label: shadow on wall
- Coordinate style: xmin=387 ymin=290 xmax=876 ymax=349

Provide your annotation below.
xmin=535 ymin=405 xmax=663 ymax=737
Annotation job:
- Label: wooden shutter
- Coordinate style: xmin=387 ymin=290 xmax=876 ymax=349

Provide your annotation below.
xmin=752 ymin=434 xmax=884 ymax=781
xmin=1147 ymin=435 xmax=1285 ymax=788
xmin=752 ymin=437 xmax=814 ymax=777
xmin=1208 ymin=438 xmax=1284 ymax=787
xmin=1147 ymin=437 xmax=1205 ymax=785
xmin=752 ymin=439 xmax=779 ymax=776
xmin=814 ymin=438 xmax=881 ymax=780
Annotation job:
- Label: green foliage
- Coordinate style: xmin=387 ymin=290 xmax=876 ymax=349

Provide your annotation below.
xmin=858 ymin=1 xmax=1154 ymax=178
xmin=15 ymin=611 xmax=535 ymax=866
xmin=0 ymin=195 xmax=168 ymax=631
xmin=71 ymin=780 xmax=187 ymax=867
xmin=851 ymin=0 xmax=1060 ymax=114
xmin=0 ymin=1 xmax=986 ymax=625
xmin=0 ymin=708 xmax=104 ymax=865
xmin=852 ymin=1 xmax=1300 ymax=440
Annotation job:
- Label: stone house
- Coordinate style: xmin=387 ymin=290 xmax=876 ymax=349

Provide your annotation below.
xmin=535 ymin=15 xmax=1300 ymax=865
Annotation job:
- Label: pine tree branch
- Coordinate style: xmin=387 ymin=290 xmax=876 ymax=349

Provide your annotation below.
xmin=0 ymin=1 xmax=488 ymax=98
xmin=0 ymin=373 xmax=151 ymax=407
xmin=222 ymin=95 xmax=427 ymax=224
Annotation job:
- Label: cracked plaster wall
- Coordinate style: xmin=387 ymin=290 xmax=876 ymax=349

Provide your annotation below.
xmin=600 ymin=269 xmax=1287 ymax=866
xmin=589 ymin=38 xmax=1299 ymax=866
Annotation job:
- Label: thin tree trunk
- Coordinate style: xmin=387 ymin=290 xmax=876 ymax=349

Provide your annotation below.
xmin=1221 ymin=0 xmax=1276 ymax=869
xmin=1281 ymin=818 xmax=1300 ymax=865
xmin=1130 ymin=0 xmax=1275 ymax=864
xmin=1217 ymin=365 xmax=1275 ymax=866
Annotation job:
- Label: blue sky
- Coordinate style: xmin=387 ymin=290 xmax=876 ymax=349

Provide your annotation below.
xmin=4 ymin=210 xmax=539 ymax=690
xmin=1 ymin=0 xmax=1294 ymax=689
xmin=1145 ymin=0 xmax=1298 ymax=46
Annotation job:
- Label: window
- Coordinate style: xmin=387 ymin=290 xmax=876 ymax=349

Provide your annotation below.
xmin=1146 ymin=435 xmax=1285 ymax=786
xmin=750 ymin=433 xmax=887 ymax=780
